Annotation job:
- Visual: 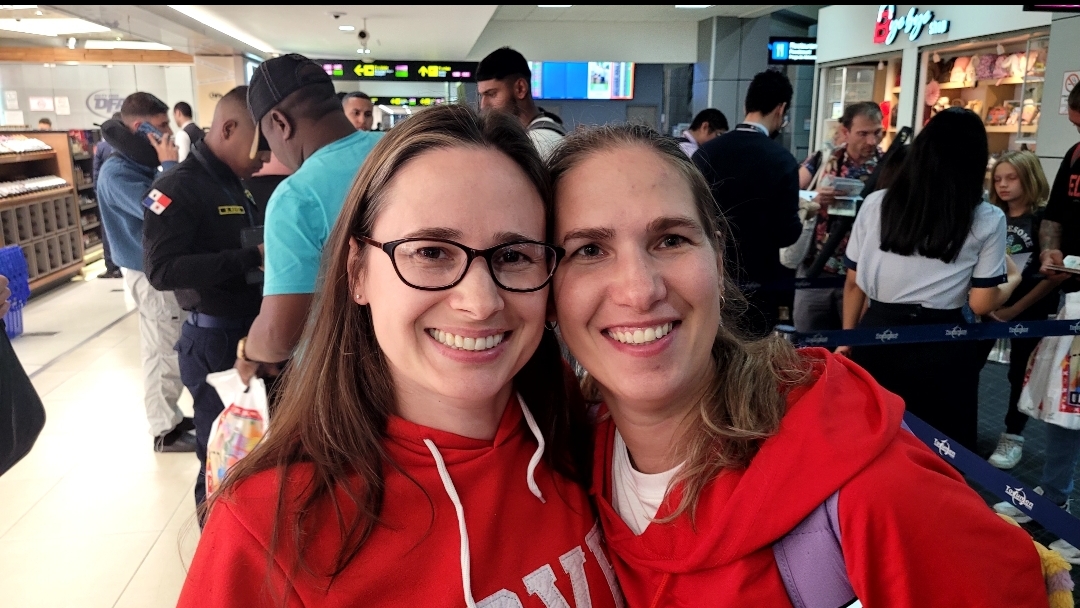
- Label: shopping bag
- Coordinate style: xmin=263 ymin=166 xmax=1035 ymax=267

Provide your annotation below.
xmin=1019 ymin=293 xmax=1080 ymax=430
xmin=205 ymin=370 xmax=269 ymax=496
xmin=0 ymin=319 xmax=45 ymax=476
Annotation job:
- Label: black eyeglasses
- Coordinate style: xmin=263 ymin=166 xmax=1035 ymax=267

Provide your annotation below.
xmin=359 ymin=236 xmax=565 ymax=292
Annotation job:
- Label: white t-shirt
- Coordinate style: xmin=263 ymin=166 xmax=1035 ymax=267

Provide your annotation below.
xmin=610 ymin=429 xmax=681 ymax=535
xmin=527 ymin=116 xmax=564 ymax=160
xmin=174 ymin=127 xmax=192 ymax=163
xmin=844 ymin=190 xmax=1007 ymax=310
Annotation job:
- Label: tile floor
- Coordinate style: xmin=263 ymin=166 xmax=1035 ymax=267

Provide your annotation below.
xmin=2 ymin=267 xmax=199 ymax=608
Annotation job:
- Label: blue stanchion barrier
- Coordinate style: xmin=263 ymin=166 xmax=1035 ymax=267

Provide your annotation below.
xmin=791 ymin=318 xmax=1080 ymax=348
xmin=741 ymin=276 xmax=847 ymax=292
xmin=902 ymin=411 xmax=1080 ymax=549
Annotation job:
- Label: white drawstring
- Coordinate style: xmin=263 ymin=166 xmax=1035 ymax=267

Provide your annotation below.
xmin=517 ymin=393 xmax=546 ymax=503
xmin=422 ymin=396 xmax=548 ymax=608
xmin=424 ymin=438 xmax=477 ymax=608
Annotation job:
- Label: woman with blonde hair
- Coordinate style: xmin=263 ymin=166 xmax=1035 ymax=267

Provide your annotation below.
xmin=981 ymin=150 xmax=1064 ymax=470
xmin=548 ymin=123 xmax=1048 ymax=606
xmin=177 ymin=105 xmax=622 ymax=607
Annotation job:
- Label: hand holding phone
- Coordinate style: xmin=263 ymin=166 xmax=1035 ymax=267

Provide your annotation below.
xmin=138 ymin=122 xmax=178 ymax=164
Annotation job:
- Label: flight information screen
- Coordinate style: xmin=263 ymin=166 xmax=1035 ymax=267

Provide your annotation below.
xmin=528 ymin=62 xmax=635 ymax=100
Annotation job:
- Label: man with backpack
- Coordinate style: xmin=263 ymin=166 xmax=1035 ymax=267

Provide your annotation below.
xmin=476 ymin=47 xmax=565 ymax=159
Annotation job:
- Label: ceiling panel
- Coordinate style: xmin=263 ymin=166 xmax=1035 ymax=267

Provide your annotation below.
xmin=492 ymin=5 xmax=788 ymax=23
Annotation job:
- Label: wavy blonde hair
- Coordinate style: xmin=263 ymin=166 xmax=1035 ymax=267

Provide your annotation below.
xmin=991 ymin=150 xmax=1049 ymax=215
xmin=548 ymin=124 xmax=813 ymax=519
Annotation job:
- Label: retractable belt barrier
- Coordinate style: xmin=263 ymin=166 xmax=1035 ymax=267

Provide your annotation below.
xmin=740 ymin=276 xmax=848 ymax=292
xmin=902 ymin=411 xmax=1080 ymax=549
xmin=788 ymin=318 xmax=1080 ymax=348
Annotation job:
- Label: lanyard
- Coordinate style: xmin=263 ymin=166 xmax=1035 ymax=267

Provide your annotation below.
xmin=190 ymin=146 xmax=257 ymax=228
xmin=734 ymin=122 xmax=769 ymax=136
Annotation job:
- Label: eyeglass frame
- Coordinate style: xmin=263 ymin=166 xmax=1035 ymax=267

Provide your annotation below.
xmin=358 ymin=235 xmax=566 ymax=293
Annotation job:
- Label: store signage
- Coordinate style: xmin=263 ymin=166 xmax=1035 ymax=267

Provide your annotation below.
xmin=318 ymin=60 xmax=475 ymax=82
xmin=370 ymin=96 xmax=446 ymax=107
xmin=86 ymin=90 xmax=127 ymax=118
xmin=768 ymin=37 xmax=817 ymax=65
xmin=874 ymin=5 xmax=950 ymax=45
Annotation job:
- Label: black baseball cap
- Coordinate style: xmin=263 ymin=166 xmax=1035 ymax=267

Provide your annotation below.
xmin=246 ymin=53 xmax=334 ymax=158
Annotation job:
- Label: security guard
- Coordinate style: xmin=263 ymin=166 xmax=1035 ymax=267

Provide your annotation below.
xmin=142 ymin=85 xmax=270 ymax=514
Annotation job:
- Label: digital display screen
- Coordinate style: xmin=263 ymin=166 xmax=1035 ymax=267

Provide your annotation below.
xmin=527 ymin=62 xmax=635 ymax=100
xmin=370 ymin=96 xmax=446 ymax=107
xmin=318 ymin=60 xmax=475 ymax=82
xmin=1023 ymin=4 xmax=1080 ymax=12
xmin=768 ymin=37 xmax=818 ymax=65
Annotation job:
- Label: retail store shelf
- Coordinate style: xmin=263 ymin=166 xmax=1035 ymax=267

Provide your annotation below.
xmin=79 ymin=201 xmax=97 ymax=211
xmin=984 ymin=125 xmax=1037 ymax=133
xmin=83 ymin=242 xmax=103 ymax=263
xmin=72 ymin=152 xmax=91 ymax=161
xmin=0 ymin=150 xmax=56 ymax=164
xmin=81 ymin=220 xmax=100 ymax=230
xmin=28 ymin=260 xmax=83 ymax=292
xmin=939 ymin=81 xmax=975 ymax=90
xmin=0 ymin=186 xmax=75 ymax=210
xmin=76 ymin=181 xmax=94 ymax=191
xmin=891 ymin=86 xmax=902 ymax=94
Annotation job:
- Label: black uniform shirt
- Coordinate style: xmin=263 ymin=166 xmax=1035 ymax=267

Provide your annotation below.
xmin=142 ymin=140 xmax=264 ymax=317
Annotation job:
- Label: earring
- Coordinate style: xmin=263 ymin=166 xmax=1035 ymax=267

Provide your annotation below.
xmin=355 ymin=292 xmax=362 ymax=301
xmin=545 ymin=320 xmax=558 ymax=331
xmin=719 ymin=294 xmax=727 ymax=310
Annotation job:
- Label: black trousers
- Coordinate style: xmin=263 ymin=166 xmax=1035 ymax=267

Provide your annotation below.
xmin=975 ymin=336 xmax=1040 ymax=437
xmin=175 ymin=320 xmax=251 ymax=515
xmin=851 ymin=301 xmax=982 ymax=451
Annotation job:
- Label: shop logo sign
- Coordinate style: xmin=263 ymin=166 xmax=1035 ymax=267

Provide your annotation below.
xmin=874 ymin=329 xmax=899 ymax=342
xmin=1006 ymin=485 xmax=1035 ymax=510
xmin=944 ymin=326 xmax=968 ymax=339
xmin=933 ymin=438 xmax=956 ymax=459
xmin=874 ymin=5 xmax=950 ymax=45
xmin=86 ymin=90 xmax=127 ymax=118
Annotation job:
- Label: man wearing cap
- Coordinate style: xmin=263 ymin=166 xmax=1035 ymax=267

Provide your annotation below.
xmin=142 ymin=86 xmax=269 ymax=513
xmin=476 ymin=47 xmax=566 ymax=160
xmin=235 ymin=54 xmax=382 ymax=378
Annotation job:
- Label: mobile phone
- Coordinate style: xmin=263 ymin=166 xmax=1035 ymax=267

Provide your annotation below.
xmin=136 ymin=122 xmax=164 ymax=143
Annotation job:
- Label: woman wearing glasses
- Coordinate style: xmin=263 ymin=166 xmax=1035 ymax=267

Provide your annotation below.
xmin=178 ymin=106 xmax=622 ymax=607
xmin=548 ymin=125 xmax=1049 ymax=607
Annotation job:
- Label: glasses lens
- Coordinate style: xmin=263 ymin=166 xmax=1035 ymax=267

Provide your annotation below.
xmin=393 ymin=240 xmax=467 ymax=288
xmin=491 ymin=242 xmax=556 ymax=291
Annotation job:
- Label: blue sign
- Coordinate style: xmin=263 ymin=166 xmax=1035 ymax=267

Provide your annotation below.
xmin=768 ymin=37 xmax=817 ymax=65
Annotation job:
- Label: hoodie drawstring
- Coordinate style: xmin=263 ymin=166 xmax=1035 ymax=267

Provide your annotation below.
xmin=423 ymin=397 xmax=548 ymax=608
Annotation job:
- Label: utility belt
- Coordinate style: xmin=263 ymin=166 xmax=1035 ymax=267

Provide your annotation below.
xmin=185 ymin=311 xmax=255 ymax=331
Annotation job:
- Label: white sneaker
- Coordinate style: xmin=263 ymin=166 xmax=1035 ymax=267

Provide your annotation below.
xmin=993 ymin=486 xmax=1043 ymax=523
xmin=988 ymin=433 xmax=1024 ymax=469
xmin=1049 ymin=539 xmax=1080 ymax=565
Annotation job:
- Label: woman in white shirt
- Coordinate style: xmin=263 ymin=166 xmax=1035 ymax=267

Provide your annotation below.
xmin=842 ymin=107 xmax=1020 ymax=450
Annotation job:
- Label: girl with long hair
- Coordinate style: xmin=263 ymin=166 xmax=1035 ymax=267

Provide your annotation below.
xmin=548 ymin=123 xmax=1046 ymax=606
xmin=842 ymin=108 xmax=1021 ymax=451
xmin=177 ymin=105 xmax=622 ymax=608
xmin=981 ymin=150 xmax=1062 ymax=469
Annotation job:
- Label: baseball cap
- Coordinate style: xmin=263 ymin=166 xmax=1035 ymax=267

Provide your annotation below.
xmin=246 ymin=53 xmax=335 ymax=159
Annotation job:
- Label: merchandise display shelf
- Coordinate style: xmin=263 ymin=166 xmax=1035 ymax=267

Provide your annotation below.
xmin=0 ymin=150 xmax=56 ymax=165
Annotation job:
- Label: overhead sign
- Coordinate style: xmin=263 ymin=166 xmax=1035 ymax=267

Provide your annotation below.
xmin=370 ymin=96 xmax=446 ymax=107
xmin=86 ymin=90 xmax=127 ymax=118
xmin=768 ymin=37 xmax=817 ymax=65
xmin=319 ymin=60 xmax=476 ymax=82
xmin=874 ymin=5 xmax=950 ymax=45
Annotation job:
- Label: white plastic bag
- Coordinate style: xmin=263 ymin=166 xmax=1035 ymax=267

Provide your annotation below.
xmin=1018 ymin=293 xmax=1080 ymax=430
xmin=204 ymin=370 xmax=269 ymax=496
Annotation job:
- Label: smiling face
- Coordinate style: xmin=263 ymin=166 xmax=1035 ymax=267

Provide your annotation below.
xmin=553 ymin=144 xmax=723 ymax=411
xmin=353 ymin=145 xmax=548 ymax=414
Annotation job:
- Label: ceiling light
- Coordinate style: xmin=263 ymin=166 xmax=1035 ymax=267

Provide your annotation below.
xmin=168 ymin=5 xmax=275 ymax=53
xmin=537 ymin=5 xmax=572 ymax=7
xmin=85 ymin=40 xmax=172 ymax=51
xmin=0 ymin=5 xmax=40 ymax=9
xmin=66 ymin=36 xmax=75 ymax=49
xmin=675 ymin=5 xmax=712 ymax=7
xmin=34 ymin=10 xmax=41 ymax=15
xmin=0 ymin=18 xmax=108 ymax=36
xmin=338 ymin=25 xmax=355 ymax=31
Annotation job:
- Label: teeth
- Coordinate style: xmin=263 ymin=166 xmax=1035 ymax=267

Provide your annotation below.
xmin=428 ymin=329 xmax=505 ymax=351
xmin=607 ymin=323 xmax=673 ymax=345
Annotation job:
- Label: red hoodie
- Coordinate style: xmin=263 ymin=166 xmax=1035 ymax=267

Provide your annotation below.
xmin=179 ymin=396 xmax=624 ymax=608
xmin=592 ymin=349 xmax=1048 ymax=608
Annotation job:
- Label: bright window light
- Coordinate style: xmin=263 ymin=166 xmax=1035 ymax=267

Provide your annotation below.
xmin=675 ymin=5 xmax=713 ymax=8
xmin=0 ymin=17 xmax=108 ymax=36
xmin=338 ymin=25 xmax=355 ymax=31
xmin=85 ymin=40 xmax=173 ymax=51
xmin=168 ymin=5 xmax=275 ymax=53
xmin=537 ymin=5 xmax=572 ymax=7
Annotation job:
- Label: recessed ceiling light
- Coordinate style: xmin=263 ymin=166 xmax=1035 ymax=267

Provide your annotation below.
xmin=675 ymin=5 xmax=712 ymax=8
xmin=86 ymin=40 xmax=173 ymax=51
xmin=168 ymin=5 xmax=275 ymax=53
xmin=34 ymin=10 xmax=42 ymax=15
xmin=0 ymin=17 xmax=109 ymax=36
xmin=338 ymin=25 xmax=355 ymax=31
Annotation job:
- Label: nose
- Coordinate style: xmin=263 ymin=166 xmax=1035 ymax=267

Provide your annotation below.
xmin=609 ymin=248 xmax=666 ymax=312
xmin=449 ymin=257 xmax=505 ymax=319
xmin=868 ymin=131 xmax=882 ymax=146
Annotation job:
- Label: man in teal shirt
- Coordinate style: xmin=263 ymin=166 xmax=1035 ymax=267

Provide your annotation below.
xmin=236 ymin=54 xmax=382 ymax=376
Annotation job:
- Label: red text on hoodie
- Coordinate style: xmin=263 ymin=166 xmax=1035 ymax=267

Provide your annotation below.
xmin=592 ymin=349 xmax=1047 ymax=608
xmin=179 ymin=397 xmax=625 ymax=608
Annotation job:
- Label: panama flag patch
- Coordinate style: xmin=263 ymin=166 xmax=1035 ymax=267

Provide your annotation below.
xmin=143 ymin=189 xmax=172 ymax=215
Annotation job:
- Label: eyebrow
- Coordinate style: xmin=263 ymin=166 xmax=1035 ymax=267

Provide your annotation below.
xmin=403 ymin=227 xmax=462 ymax=240
xmin=560 ymin=226 xmax=616 ymax=243
xmin=493 ymin=231 xmax=537 ymax=243
xmin=648 ymin=215 xmax=704 ymax=234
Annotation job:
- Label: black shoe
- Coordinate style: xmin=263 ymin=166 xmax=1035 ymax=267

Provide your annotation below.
xmin=174 ymin=416 xmax=195 ymax=434
xmin=98 ymin=269 xmax=123 ymax=279
xmin=154 ymin=427 xmax=197 ymax=453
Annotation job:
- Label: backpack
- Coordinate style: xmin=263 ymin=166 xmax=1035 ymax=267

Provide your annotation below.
xmin=528 ymin=109 xmax=567 ymax=136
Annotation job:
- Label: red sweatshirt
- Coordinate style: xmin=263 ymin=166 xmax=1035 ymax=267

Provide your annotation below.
xmin=179 ymin=397 xmax=624 ymax=608
xmin=593 ymin=349 xmax=1048 ymax=608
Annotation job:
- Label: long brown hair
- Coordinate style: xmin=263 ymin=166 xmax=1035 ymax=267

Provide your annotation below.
xmin=990 ymin=150 xmax=1049 ymax=215
xmin=211 ymin=104 xmax=589 ymax=585
xmin=548 ymin=124 xmax=812 ymax=519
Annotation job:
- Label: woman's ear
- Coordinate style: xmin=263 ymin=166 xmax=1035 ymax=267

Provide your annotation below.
xmin=348 ymin=237 xmax=369 ymax=305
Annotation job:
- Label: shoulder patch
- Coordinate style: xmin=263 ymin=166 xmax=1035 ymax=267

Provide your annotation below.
xmin=143 ymin=189 xmax=173 ymax=215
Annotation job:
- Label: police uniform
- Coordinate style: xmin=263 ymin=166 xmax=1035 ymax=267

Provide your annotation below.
xmin=142 ymin=139 xmax=264 ymax=510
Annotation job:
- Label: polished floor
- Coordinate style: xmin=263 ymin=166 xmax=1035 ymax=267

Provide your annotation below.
xmin=2 ymin=266 xmax=199 ymax=608
xmin=5 ymin=270 xmax=1080 ymax=606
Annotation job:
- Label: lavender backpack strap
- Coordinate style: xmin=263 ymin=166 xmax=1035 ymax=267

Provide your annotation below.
xmin=773 ymin=491 xmax=860 ymax=608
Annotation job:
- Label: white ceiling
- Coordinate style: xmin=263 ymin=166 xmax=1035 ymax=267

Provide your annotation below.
xmin=30 ymin=5 xmax=796 ymax=62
